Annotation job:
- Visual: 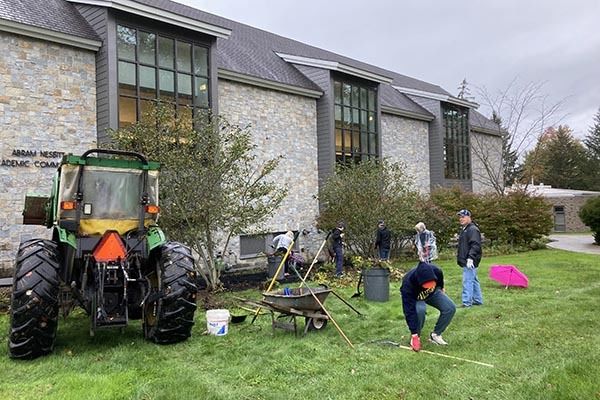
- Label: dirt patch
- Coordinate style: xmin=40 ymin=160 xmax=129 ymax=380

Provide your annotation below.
xmin=196 ymin=290 xmax=228 ymax=311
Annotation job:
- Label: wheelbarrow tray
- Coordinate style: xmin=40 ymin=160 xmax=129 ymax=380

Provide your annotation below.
xmin=262 ymin=286 xmax=331 ymax=312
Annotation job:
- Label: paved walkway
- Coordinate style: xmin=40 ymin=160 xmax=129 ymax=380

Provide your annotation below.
xmin=547 ymin=234 xmax=600 ymax=255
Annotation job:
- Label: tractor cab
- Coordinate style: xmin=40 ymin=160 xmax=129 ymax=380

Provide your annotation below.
xmin=56 ymin=150 xmax=160 ymax=236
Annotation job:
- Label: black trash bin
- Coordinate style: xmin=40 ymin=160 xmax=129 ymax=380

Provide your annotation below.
xmin=267 ymin=255 xmax=284 ymax=280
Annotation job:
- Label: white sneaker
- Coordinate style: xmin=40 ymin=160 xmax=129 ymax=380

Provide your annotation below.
xmin=430 ymin=332 xmax=448 ymax=345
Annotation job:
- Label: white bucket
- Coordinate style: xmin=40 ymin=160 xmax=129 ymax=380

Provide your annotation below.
xmin=206 ymin=309 xmax=230 ymax=336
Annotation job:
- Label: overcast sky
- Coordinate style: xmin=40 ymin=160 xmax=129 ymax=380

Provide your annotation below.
xmin=179 ymin=0 xmax=600 ymax=140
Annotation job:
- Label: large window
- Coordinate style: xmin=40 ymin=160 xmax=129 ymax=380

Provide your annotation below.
xmin=117 ymin=24 xmax=210 ymax=128
xmin=443 ymin=104 xmax=470 ymax=180
xmin=334 ymin=79 xmax=378 ymax=163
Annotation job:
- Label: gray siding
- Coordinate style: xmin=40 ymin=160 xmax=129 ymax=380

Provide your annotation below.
xmin=294 ymin=65 xmax=332 ymax=189
xmin=209 ymin=44 xmax=218 ymax=114
xmin=74 ymin=5 xmax=111 ymax=142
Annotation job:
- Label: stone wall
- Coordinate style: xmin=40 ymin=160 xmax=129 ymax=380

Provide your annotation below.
xmin=471 ymin=131 xmax=503 ymax=194
xmin=0 ymin=33 xmax=97 ymax=275
xmin=217 ymin=80 xmax=322 ymax=264
xmin=545 ymin=195 xmax=598 ymax=232
xmin=380 ymin=113 xmax=430 ymax=193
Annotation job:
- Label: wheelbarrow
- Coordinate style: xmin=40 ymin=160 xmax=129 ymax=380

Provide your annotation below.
xmin=242 ymin=286 xmax=332 ymax=334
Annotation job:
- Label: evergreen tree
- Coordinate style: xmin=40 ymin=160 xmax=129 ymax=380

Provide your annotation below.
xmin=584 ymin=108 xmax=600 ymax=159
xmin=583 ymin=108 xmax=600 ymax=190
xmin=457 ymin=78 xmax=473 ymax=100
xmin=523 ymin=126 xmax=589 ymax=189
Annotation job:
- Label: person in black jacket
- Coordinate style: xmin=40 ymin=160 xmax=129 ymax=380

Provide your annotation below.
xmin=400 ymin=262 xmax=456 ymax=351
xmin=331 ymin=222 xmax=345 ymax=277
xmin=456 ymin=209 xmax=484 ymax=307
xmin=374 ymin=220 xmax=391 ymax=260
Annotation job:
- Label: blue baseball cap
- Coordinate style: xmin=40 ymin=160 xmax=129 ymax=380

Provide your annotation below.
xmin=457 ymin=209 xmax=471 ymax=217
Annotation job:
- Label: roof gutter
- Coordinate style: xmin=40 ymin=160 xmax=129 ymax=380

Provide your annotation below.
xmin=471 ymin=126 xmax=504 ymax=137
xmin=393 ymin=85 xmax=479 ymax=109
xmin=0 ymin=18 xmax=101 ymax=51
xmin=67 ymin=0 xmax=231 ymax=38
xmin=276 ymin=52 xmax=394 ymax=84
xmin=218 ymin=69 xmax=323 ymax=99
xmin=381 ymin=105 xmax=434 ymax=122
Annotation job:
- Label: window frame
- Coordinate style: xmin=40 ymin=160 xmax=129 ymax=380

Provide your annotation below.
xmin=333 ymin=78 xmax=379 ymax=164
xmin=116 ymin=23 xmax=211 ymax=128
xmin=442 ymin=103 xmax=471 ymax=180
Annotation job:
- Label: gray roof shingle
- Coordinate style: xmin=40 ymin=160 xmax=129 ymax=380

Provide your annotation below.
xmin=2 ymin=0 xmax=495 ymax=129
xmin=470 ymin=109 xmax=503 ymax=134
xmin=379 ymin=84 xmax=432 ymax=118
xmin=131 ymin=1 xmax=453 ymax=99
xmin=0 ymin=0 xmax=99 ymax=41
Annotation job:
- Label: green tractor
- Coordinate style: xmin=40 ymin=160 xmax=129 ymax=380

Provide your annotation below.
xmin=9 ymin=149 xmax=198 ymax=359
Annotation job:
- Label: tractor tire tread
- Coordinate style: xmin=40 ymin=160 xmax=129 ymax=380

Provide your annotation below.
xmin=144 ymin=241 xmax=197 ymax=344
xmin=8 ymin=239 xmax=61 ymax=359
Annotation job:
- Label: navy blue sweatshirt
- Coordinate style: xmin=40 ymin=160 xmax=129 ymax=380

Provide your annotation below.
xmin=400 ymin=262 xmax=445 ymax=334
xmin=331 ymin=227 xmax=344 ymax=249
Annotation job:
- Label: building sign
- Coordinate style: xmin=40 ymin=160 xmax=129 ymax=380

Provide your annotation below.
xmin=1 ymin=149 xmax=65 ymax=168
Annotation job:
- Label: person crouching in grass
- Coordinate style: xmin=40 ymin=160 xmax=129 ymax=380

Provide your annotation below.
xmin=400 ymin=262 xmax=456 ymax=351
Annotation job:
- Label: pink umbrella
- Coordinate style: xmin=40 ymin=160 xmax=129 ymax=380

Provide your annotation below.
xmin=489 ymin=265 xmax=529 ymax=288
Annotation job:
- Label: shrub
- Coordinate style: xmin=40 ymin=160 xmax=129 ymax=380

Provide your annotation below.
xmin=318 ymin=160 xmax=420 ymax=258
xmin=426 ymin=187 xmax=483 ymax=247
xmin=499 ymin=190 xmax=553 ymax=245
xmin=428 ymin=187 xmax=552 ymax=248
xmin=579 ymin=196 xmax=600 ymax=244
xmin=107 ymin=104 xmax=286 ymax=290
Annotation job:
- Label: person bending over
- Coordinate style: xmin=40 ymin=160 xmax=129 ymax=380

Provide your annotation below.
xmin=400 ymin=262 xmax=456 ymax=351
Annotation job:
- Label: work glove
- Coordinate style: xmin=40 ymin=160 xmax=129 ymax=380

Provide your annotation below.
xmin=410 ymin=334 xmax=421 ymax=352
xmin=466 ymin=258 xmax=475 ymax=269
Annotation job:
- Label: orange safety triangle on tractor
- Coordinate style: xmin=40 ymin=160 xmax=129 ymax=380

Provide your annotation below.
xmin=93 ymin=231 xmax=127 ymax=262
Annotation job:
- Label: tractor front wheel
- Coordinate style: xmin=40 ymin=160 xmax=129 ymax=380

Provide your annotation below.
xmin=8 ymin=239 xmax=61 ymax=359
xmin=143 ymin=242 xmax=198 ymax=344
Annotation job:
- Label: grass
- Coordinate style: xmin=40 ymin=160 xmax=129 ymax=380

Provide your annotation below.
xmin=1 ymin=248 xmax=599 ymax=399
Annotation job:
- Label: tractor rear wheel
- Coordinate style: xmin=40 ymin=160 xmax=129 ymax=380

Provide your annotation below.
xmin=8 ymin=239 xmax=61 ymax=359
xmin=143 ymin=242 xmax=198 ymax=344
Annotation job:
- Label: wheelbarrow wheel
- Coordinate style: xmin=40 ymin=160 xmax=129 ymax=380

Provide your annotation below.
xmin=305 ymin=316 xmax=328 ymax=331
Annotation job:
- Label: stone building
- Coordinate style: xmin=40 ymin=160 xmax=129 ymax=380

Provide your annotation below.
xmin=527 ymin=184 xmax=600 ymax=232
xmin=0 ymin=0 xmax=502 ymax=274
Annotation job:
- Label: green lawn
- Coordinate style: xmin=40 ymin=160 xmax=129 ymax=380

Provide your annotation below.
xmin=1 ymin=248 xmax=599 ymax=399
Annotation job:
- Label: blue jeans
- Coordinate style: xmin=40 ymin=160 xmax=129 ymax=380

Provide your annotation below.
xmin=334 ymin=246 xmax=344 ymax=275
xmin=378 ymin=247 xmax=390 ymax=260
xmin=416 ymin=288 xmax=456 ymax=335
xmin=462 ymin=267 xmax=484 ymax=306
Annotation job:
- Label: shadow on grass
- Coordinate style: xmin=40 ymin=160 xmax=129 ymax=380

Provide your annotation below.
xmin=52 ymin=310 xmax=152 ymax=357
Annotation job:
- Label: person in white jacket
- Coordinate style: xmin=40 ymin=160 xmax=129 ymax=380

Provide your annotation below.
xmin=414 ymin=222 xmax=438 ymax=263
xmin=272 ymin=231 xmax=294 ymax=274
